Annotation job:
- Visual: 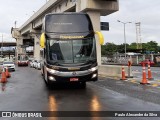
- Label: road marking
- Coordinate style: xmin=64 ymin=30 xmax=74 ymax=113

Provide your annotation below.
xmin=99 ymin=75 xmax=160 ymax=88
xmin=152 ymin=84 xmax=159 ymax=87
xmin=130 ymin=80 xmax=137 ymax=83
xmin=98 ymin=75 xmax=119 ymax=80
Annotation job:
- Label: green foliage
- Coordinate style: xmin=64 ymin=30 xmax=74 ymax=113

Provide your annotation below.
xmin=101 ymin=42 xmax=118 ymax=56
xmin=142 ymin=41 xmax=159 ymax=53
xmin=128 ymin=42 xmax=137 ymax=49
xmin=101 ymin=41 xmax=160 ymax=55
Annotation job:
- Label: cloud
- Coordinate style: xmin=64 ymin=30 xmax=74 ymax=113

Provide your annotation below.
xmin=0 ymin=0 xmax=45 ymax=42
xmin=0 ymin=0 xmax=160 ymax=45
xmin=101 ymin=0 xmax=160 ymax=45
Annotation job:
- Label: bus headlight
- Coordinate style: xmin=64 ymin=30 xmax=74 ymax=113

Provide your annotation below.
xmin=92 ymin=74 xmax=97 ymax=78
xmin=89 ymin=66 xmax=98 ymax=72
xmin=46 ymin=67 xmax=56 ymax=74
xmin=49 ymin=76 xmax=56 ymax=81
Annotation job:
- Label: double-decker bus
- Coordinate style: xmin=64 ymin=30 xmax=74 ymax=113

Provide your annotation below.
xmin=40 ymin=13 xmax=104 ymax=88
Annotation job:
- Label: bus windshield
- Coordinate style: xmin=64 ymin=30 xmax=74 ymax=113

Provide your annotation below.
xmin=45 ymin=14 xmax=93 ymax=33
xmin=47 ymin=38 xmax=96 ymax=64
xmin=18 ymin=55 xmax=29 ymax=61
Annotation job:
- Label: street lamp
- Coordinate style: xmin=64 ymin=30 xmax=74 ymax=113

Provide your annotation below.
xmin=117 ymin=20 xmax=131 ymax=59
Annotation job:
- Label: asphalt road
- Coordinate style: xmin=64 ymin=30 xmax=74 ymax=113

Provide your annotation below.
xmin=132 ymin=66 xmax=160 ymax=80
xmin=0 ymin=66 xmax=160 ymax=120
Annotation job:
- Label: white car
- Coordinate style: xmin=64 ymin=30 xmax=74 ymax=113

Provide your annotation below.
xmin=35 ymin=60 xmax=41 ymax=70
xmin=3 ymin=61 xmax=15 ymax=71
xmin=31 ymin=60 xmax=38 ymax=68
xmin=30 ymin=60 xmax=35 ymax=68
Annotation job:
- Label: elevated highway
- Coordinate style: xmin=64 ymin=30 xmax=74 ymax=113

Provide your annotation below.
xmin=0 ymin=42 xmax=16 ymax=47
xmin=11 ymin=0 xmax=119 ymax=64
xmin=0 ymin=42 xmax=16 ymax=57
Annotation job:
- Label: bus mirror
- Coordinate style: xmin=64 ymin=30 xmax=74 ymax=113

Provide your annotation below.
xmin=40 ymin=33 xmax=45 ymax=48
xmin=95 ymin=31 xmax=104 ymax=45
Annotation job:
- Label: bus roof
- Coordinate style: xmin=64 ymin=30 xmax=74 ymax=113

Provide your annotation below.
xmin=44 ymin=12 xmax=93 ymax=33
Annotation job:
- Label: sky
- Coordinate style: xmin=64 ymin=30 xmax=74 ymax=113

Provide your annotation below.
xmin=0 ymin=0 xmax=160 ymax=45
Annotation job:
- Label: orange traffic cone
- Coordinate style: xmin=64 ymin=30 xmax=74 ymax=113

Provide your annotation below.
xmin=147 ymin=62 xmax=154 ymax=80
xmin=140 ymin=63 xmax=149 ymax=84
xmin=0 ymin=67 xmax=7 ymax=83
xmin=120 ymin=65 xmax=127 ymax=80
xmin=5 ymin=67 xmax=11 ymax=78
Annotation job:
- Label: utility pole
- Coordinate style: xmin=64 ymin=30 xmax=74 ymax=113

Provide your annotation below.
xmin=117 ymin=20 xmax=132 ymax=59
xmin=15 ymin=21 xmax=17 ymax=28
xmin=135 ymin=22 xmax=142 ymax=49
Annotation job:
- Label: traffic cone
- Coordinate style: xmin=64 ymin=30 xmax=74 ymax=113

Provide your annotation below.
xmin=120 ymin=65 xmax=127 ymax=80
xmin=147 ymin=62 xmax=154 ymax=80
xmin=140 ymin=64 xmax=149 ymax=85
xmin=0 ymin=67 xmax=7 ymax=83
xmin=5 ymin=67 xmax=11 ymax=78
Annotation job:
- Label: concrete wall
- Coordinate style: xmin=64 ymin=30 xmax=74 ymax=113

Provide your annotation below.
xmin=33 ymin=35 xmax=41 ymax=60
xmin=16 ymin=38 xmax=23 ymax=55
xmin=86 ymin=11 xmax=101 ymax=65
xmin=98 ymin=65 xmax=132 ymax=78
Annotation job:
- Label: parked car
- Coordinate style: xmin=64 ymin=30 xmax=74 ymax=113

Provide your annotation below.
xmin=139 ymin=59 xmax=154 ymax=66
xmin=3 ymin=61 xmax=15 ymax=71
xmin=35 ymin=60 xmax=41 ymax=70
xmin=29 ymin=60 xmax=35 ymax=68
xmin=31 ymin=60 xmax=37 ymax=68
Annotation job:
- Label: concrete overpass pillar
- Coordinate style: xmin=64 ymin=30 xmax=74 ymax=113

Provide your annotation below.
xmin=16 ymin=38 xmax=23 ymax=56
xmin=33 ymin=35 xmax=40 ymax=60
xmin=86 ymin=11 xmax=101 ymax=65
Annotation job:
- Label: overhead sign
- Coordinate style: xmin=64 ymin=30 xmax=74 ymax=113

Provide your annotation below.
xmin=101 ymin=22 xmax=109 ymax=31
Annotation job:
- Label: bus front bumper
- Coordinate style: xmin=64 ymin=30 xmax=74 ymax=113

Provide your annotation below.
xmin=46 ymin=67 xmax=98 ymax=83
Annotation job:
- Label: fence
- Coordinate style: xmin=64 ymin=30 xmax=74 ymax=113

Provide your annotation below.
xmin=102 ymin=54 xmax=160 ymax=66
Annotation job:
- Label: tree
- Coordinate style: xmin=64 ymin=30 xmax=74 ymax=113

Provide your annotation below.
xmin=101 ymin=42 xmax=117 ymax=56
xmin=116 ymin=43 xmax=129 ymax=53
xmin=143 ymin=41 xmax=159 ymax=53
xmin=101 ymin=40 xmax=159 ymax=55
xmin=128 ymin=42 xmax=137 ymax=50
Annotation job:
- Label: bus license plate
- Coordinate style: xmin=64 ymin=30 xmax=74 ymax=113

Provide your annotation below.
xmin=70 ymin=78 xmax=79 ymax=81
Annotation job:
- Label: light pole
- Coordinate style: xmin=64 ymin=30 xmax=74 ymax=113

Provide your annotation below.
xmin=117 ymin=20 xmax=131 ymax=59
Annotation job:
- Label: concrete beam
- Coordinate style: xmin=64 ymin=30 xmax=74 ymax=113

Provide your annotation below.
xmin=76 ymin=0 xmax=119 ymax=15
xmin=19 ymin=0 xmax=119 ymax=32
